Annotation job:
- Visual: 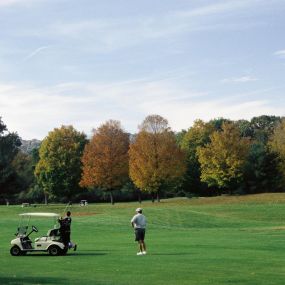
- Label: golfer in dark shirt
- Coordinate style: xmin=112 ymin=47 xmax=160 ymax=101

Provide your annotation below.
xmin=59 ymin=211 xmax=72 ymax=247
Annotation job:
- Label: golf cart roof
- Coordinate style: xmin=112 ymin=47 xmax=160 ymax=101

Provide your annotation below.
xmin=19 ymin=213 xmax=60 ymax=217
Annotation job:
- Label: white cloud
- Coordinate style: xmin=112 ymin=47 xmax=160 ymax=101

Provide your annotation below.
xmin=142 ymin=96 xmax=283 ymax=133
xmin=274 ymin=50 xmax=285 ymax=58
xmin=221 ymin=76 xmax=258 ymax=84
xmin=0 ymin=78 xmax=282 ymax=139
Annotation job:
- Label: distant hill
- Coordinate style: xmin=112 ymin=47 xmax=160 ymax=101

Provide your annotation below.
xmin=20 ymin=139 xmax=41 ymax=153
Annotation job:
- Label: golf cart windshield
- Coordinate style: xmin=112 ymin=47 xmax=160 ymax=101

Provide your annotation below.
xmin=17 ymin=213 xmax=60 ymax=236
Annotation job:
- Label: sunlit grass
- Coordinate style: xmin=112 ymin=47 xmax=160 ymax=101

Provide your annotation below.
xmin=1 ymin=193 xmax=285 ymax=284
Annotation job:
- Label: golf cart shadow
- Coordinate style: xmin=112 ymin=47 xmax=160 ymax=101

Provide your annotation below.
xmin=67 ymin=250 xmax=107 ymax=256
xmin=0 ymin=276 xmax=66 ymax=284
xmin=21 ymin=250 xmax=107 ymax=257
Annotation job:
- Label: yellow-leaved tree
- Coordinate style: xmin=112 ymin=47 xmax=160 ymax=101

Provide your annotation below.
xmin=80 ymin=120 xmax=129 ymax=204
xmin=197 ymin=122 xmax=250 ymax=193
xmin=129 ymin=115 xmax=186 ymax=201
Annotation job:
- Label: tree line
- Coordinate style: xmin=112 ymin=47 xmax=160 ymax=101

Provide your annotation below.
xmin=1 ymin=114 xmax=285 ymax=204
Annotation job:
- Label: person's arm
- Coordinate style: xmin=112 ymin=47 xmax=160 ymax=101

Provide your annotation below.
xmin=131 ymin=216 xmax=136 ymax=228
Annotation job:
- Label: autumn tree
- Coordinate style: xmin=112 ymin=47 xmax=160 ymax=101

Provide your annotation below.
xmin=80 ymin=120 xmax=129 ymax=204
xmin=35 ymin=125 xmax=87 ymax=203
xmin=179 ymin=118 xmax=232 ymax=196
xmin=129 ymin=115 xmax=186 ymax=201
xmin=197 ymin=122 xmax=250 ymax=193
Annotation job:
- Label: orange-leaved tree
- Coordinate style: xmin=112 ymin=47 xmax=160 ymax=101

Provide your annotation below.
xmin=129 ymin=115 xmax=186 ymax=201
xmin=80 ymin=120 xmax=129 ymax=204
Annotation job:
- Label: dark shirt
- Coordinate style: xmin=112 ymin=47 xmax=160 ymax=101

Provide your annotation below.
xmin=59 ymin=217 xmax=72 ymax=232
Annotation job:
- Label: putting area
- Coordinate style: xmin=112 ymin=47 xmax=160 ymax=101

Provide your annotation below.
xmin=1 ymin=193 xmax=285 ymax=285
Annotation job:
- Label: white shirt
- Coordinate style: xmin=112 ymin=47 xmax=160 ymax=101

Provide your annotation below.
xmin=131 ymin=213 xmax=146 ymax=229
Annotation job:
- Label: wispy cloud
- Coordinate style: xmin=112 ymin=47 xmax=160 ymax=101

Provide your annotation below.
xmin=221 ymin=76 xmax=258 ymax=84
xmin=44 ymin=0 xmax=266 ymax=53
xmin=274 ymin=49 xmax=285 ymax=58
xmin=175 ymin=0 xmax=259 ymax=18
xmin=0 ymin=0 xmax=42 ymax=7
xmin=22 ymin=46 xmax=50 ymax=62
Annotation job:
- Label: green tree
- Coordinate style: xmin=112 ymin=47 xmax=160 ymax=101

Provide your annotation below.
xmin=197 ymin=123 xmax=250 ymax=193
xmin=236 ymin=119 xmax=254 ymax=138
xmin=13 ymin=146 xmax=43 ymax=203
xmin=268 ymin=119 xmax=285 ymax=187
xmin=35 ymin=125 xmax=87 ymax=203
xmin=12 ymin=152 xmax=34 ymax=193
xmin=0 ymin=117 xmax=21 ymax=199
xmin=80 ymin=120 xmax=129 ymax=205
xmin=129 ymin=115 xmax=186 ymax=201
xmin=244 ymin=142 xmax=280 ymax=193
xmin=250 ymin=115 xmax=281 ymax=143
xmin=237 ymin=116 xmax=282 ymax=193
xmin=180 ymin=120 xmax=215 ymax=195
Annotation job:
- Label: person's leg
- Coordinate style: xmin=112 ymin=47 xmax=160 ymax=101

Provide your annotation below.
xmin=63 ymin=236 xmax=68 ymax=248
xmin=139 ymin=241 xmax=143 ymax=252
xmin=141 ymin=229 xmax=146 ymax=253
xmin=142 ymin=241 xmax=146 ymax=252
xmin=136 ymin=241 xmax=144 ymax=255
xmin=67 ymin=232 xmax=71 ymax=245
xmin=135 ymin=229 xmax=146 ymax=255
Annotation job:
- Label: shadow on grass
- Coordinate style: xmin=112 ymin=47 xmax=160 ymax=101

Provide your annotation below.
xmin=0 ymin=276 xmax=66 ymax=285
xmin=21 ymin=250 xmax=107 ymax=257
xmin=67 ymin=251 xmax=107 ymax=256
xmin=151 ymin=252 xmax=192 ymax=256
xmin=0 ymin=276 xmax=105 ymax=285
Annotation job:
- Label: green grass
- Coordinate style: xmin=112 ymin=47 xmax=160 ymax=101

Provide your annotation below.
xmin=1 ymin=193 xmax=285 ymax=284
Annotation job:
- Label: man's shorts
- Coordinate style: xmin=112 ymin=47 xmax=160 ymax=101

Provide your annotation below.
xmin=135 ymin=228 xmax=145 ymax=241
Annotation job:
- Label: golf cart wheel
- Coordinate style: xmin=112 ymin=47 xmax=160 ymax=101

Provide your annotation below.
xmin=48 ymin=245 xmax=61 ymax=256
xmin=10 ymin=245 xmax=22 ymax=256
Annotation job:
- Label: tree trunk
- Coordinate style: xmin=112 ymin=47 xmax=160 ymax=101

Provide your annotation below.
xmin=138 ymin=190 xmax=142 ymax=204
xmin=110 ymin=191 xmax=114 ymax=205
xmin=156 ymin=190 xmax=160 ymax=202
xmin=44 ymin=192 xmax=48 ymax=205
xmin=151 ymin=192 xmax=155 ymax=203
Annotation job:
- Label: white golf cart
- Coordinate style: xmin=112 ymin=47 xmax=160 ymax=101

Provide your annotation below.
xmin=10 ymin=212 xmax=69 ymax=256
xmin=80 ymin=200 xmax=88 ymax=206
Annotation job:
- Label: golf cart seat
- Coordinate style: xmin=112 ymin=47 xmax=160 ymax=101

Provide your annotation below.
xmin=47 ymin=228 xmax=60 ymax=237
xmin=34 ymin=228 xmax=61 ymax=242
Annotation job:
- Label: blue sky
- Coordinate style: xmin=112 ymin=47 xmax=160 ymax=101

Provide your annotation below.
xmin=0 ymin=0 xmax=285 ymax=139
